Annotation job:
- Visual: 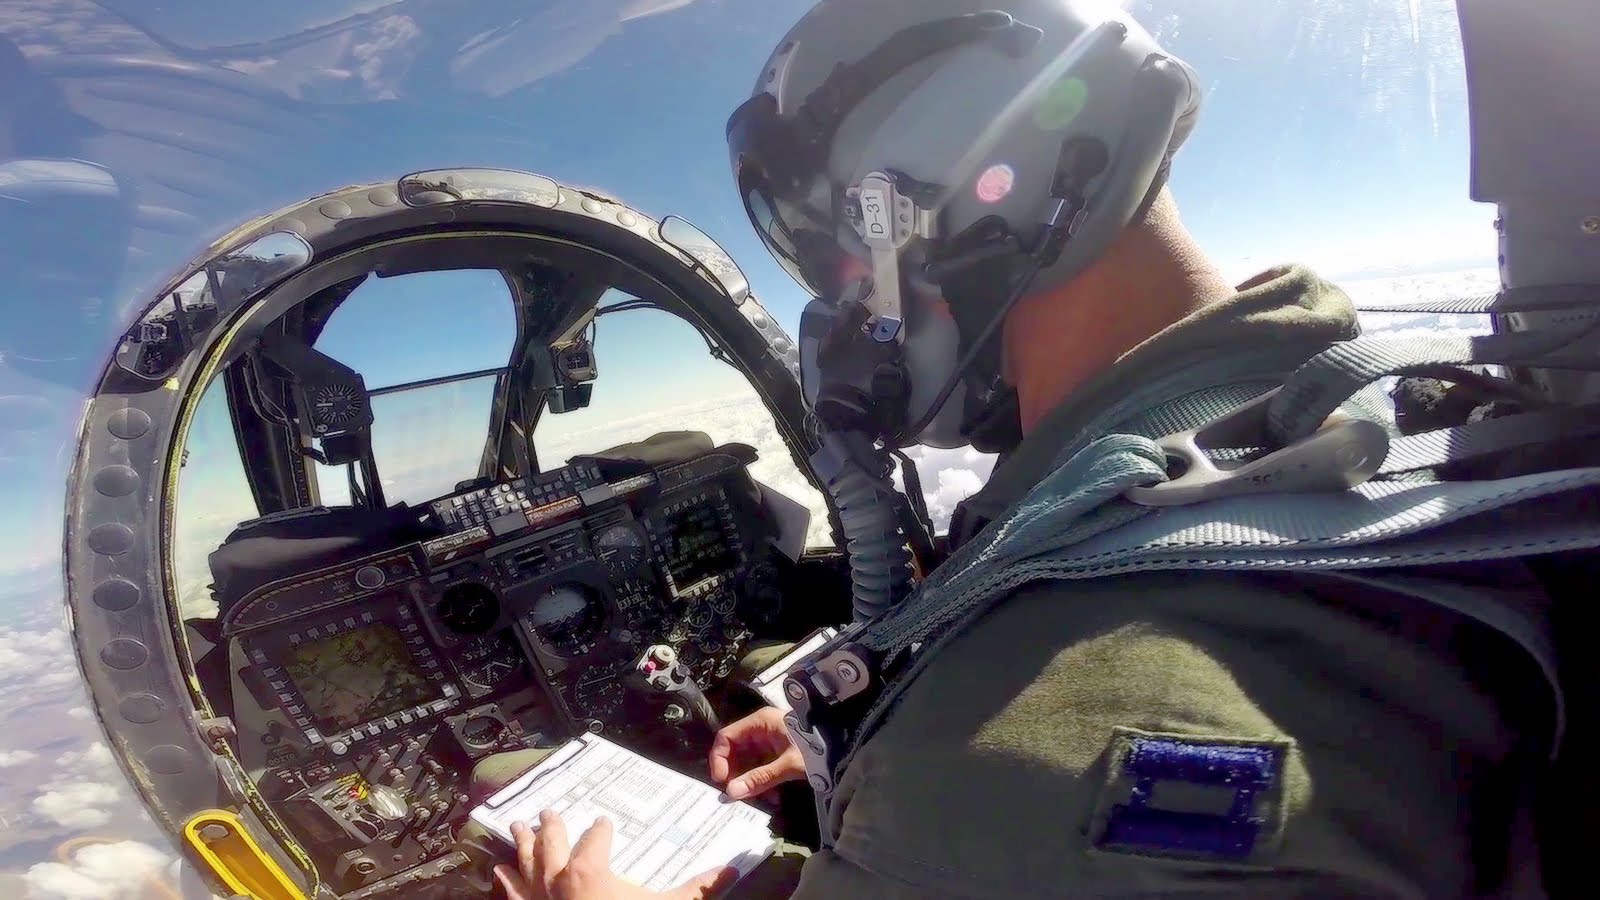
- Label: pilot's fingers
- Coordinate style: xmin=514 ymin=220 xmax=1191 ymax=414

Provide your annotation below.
xmin=564 ymin=816 xmax=615 ymax=886
xmin=725 ymin=745 xmax=806 ymax=800
xmin=533 ymin=810 xmax=570 ymax=893
xmin=715 ymin=708 xmax=788 ymax=759
xmin=494 ymin=864 xmax=536 ymax=900
xmin=708 ymin=729 xmax=733 ymax=783
xmin=512 ymin=821 xmax=541 ymax=891
xmin=667 ymin=864 xmax=739 ymax=900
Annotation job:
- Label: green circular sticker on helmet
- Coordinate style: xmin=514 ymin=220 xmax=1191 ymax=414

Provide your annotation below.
xmin=1034 ymin=76 xmax=1089 ymax=130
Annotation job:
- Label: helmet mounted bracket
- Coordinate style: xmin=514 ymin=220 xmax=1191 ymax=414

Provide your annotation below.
xmin=843 ymin=170 xmax=938 ymax=345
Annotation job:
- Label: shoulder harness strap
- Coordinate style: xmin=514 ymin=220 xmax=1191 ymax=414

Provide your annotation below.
xmin=785 ymin=287 xmax=1600 ymax=846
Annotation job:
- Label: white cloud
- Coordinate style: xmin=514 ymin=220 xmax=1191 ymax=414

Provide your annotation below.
xmin=35 ymin=668 xmax=82 ymax=689
xmin=896 ymin=445 xmax=999 ymax=532
xmin=30 ymin=781 xmax=121 ymax=830
xmin=23 ymin=840 xmax=170 ymax=900
xmin=0 ymin=749 xmax=38 ymax=767
xmin=58 ymin=742 xmax=115 ymax=775
xmin=66 ymin=706 xmax=90 ymax=720
xmin=0 ymin=0 xmax=169 ymax=59
xmin=0 ymin=627 xmax=73 ymax=689
xmin=1338 ymin=267 xmax=1502 ymax=308
xmin=620 ymin=0 xmax=698 ymax=22
xmin=24 ymin=743 xmax=130 ymax=831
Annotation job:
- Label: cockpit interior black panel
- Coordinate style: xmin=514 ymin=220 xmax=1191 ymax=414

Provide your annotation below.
xmin=206 ymin=432 xmax=794 ymax=894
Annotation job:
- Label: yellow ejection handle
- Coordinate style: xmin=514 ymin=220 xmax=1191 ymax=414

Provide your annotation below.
xmin=182 ymin=810 xmax=308 ymax=900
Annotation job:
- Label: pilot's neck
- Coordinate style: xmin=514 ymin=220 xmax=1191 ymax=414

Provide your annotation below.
xmin=1000 ymin=191 xmax=1232 ymax=435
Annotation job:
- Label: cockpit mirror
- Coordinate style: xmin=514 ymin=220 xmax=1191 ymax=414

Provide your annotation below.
xmin=114 ymin=231 xmax=311 ymax=382
xmin=660 ymin=216 xmax=750 ymax=306
xmin=399 ymin=168 xmax=561 ymax=208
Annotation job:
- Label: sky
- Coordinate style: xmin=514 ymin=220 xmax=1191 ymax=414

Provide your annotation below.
xmin=0 ymin=0 xmax=1499 ymax=569
xmin=0 ymin=0 xmax=1514 ymax=896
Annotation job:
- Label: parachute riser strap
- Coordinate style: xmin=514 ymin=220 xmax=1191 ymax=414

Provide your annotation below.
xmin=1352 ymin=283 xmax=1600 ymax=316
xmin=1268 ymin=318 xmax=1600 ymax=445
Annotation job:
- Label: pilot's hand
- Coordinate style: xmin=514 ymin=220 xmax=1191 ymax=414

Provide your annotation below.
xmin=494 ymin=812 xmax=737 ymax=900
xmin=708 ymin=707 xmax=804 ymax=801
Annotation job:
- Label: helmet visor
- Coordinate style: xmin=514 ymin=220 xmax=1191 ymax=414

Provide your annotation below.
xmin=728 ymin=93 xmax=853 ymax=301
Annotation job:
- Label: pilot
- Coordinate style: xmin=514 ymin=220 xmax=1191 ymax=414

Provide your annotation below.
xmin=488 ymin=2 xmax=1546 ymax=898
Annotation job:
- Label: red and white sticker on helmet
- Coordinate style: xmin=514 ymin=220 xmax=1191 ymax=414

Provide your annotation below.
xmin=975 ymin=164 xmax=1015 ymax=204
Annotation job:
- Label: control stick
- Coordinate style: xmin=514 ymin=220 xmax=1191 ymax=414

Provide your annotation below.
xmin=632 ymin=645 xmax=719 ymax=733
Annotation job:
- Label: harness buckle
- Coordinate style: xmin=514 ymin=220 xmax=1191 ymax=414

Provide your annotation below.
xmin=777 ymin=630 xmax=879 ymax=840
xmin=1127 ymin=387 xmax=1390 ymax=507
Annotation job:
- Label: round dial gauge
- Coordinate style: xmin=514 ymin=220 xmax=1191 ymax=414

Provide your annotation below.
xmin=309 ymin=383 xmax=365 ymax=430
xmin=525 ymin=584 xmax=605 ymax=657
xmin=366 ymin=784 xmax=409 ymax=821
xmin=437 ymin=582 xmax=500 ymax=635
xmin=594 ymin=523 xmax=648 ymax=575
xmin=457 ymin=631 xmax=525 ymax=691
xmin=458 ymin=715 xmax=507 ymax=750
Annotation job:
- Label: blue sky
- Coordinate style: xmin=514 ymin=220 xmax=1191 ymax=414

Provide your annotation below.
xmin=0 ymin=0 xmax=1498 ymax=584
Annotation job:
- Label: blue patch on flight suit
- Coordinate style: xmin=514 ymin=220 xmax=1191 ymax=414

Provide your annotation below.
xmin=1090 ymin=727 xmax=1292 ymax=865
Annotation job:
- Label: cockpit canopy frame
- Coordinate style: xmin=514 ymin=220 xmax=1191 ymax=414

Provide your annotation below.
xmin=62 ymin=168 xmax=817 ymax=895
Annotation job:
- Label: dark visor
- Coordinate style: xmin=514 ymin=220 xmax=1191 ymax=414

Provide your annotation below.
xmin=728 ymin=93 xmax=850 ymax=299
xmin=725 ymin=13 xmax=1037 ymax=300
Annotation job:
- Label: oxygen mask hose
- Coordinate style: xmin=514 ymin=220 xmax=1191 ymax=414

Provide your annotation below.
xmin=810 ymin=430 xmax=915 ymax=622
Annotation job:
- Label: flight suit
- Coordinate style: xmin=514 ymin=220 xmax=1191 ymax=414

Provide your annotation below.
xmin=786 ymin=267 xmax=1548 ymax=899
xmin=466 ymin=268 xmax=1546 ymax=898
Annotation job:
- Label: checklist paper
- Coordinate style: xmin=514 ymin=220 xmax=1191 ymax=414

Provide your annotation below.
xmin=470 ymin=734 xmax=776 ymax=890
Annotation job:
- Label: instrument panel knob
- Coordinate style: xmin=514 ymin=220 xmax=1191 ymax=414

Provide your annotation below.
xmin=355 ymin=565 xmax=387 ymax=590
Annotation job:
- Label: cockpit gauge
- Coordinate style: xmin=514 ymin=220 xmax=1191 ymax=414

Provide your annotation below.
xmin=436 ymin=582 xmax=500 ymax=635
xmin=457 ymin=715 xmax=507 ymax=750
xmin=525 ymin=584 xmax=605 ymax=657
xmin=366 ymin=784 xmax=410 ymax=821
xmin=309 ymin=383 xmax=365 ymax=430
xmin=594 ymin=523 xmax=648 ymax=576
xmin=457 ymin=631 xmax=524 ymax=692
xmin=574 ymin=675 xmax=625 ymax=721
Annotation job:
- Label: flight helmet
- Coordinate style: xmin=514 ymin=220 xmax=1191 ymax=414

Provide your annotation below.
xmin=727 ymin=0 xmax=1202 ymax=448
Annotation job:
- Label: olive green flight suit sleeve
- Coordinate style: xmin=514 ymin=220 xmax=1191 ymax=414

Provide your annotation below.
xmin=789 ymin=571 xmax=1529 ymax=900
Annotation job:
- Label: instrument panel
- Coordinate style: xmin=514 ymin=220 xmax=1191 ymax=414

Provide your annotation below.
xmin=219 ymin=441 xmax=779 ymax=895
